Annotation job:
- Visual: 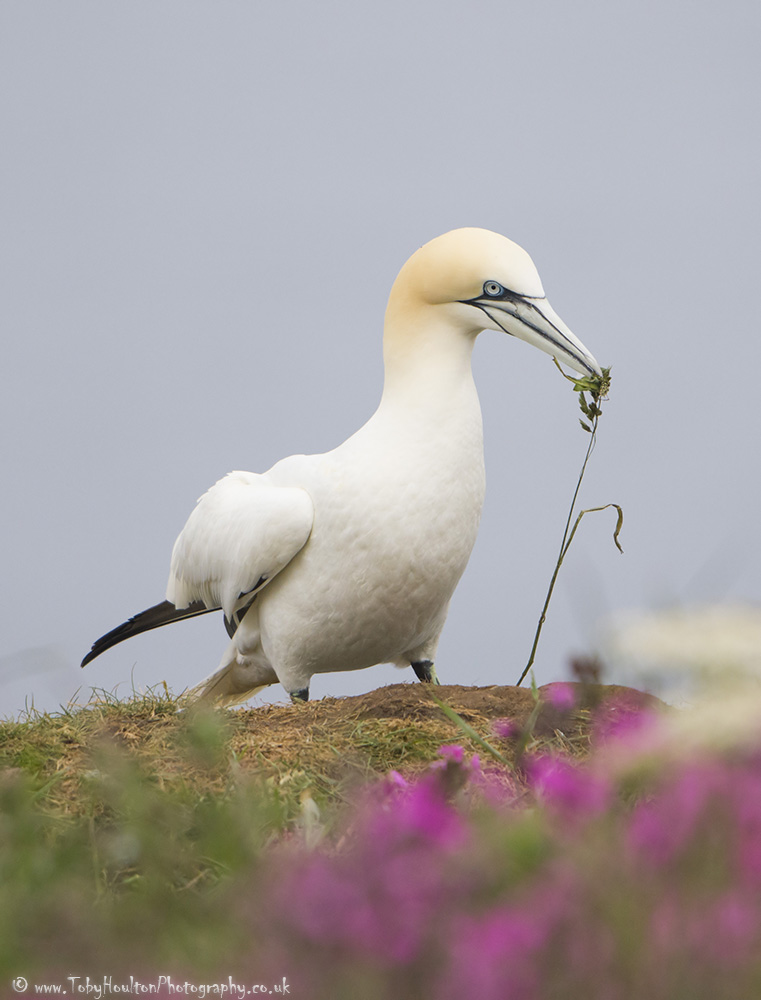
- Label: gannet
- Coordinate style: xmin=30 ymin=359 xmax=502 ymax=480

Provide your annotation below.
xmin=82 ymin=228 xmax=602 ymax=704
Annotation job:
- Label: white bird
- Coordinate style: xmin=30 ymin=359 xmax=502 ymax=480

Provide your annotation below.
xmin=82 ymin=228 xmax=602 ymax=704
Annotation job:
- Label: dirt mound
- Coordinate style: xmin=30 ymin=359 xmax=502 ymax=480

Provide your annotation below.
xmin=1 ymin=681 xmax=662 ymax=822
xmin=230 ymin=681 xmax=660 ymax=782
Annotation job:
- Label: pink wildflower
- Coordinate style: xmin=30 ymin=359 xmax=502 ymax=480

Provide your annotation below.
xmin=441 ymin=907 xmax=549 ymax=1000
xmin=493 ymin=717 xmax=519 ymax=740
xmin=592 ymin=689 xmax=658 ymax=746
xmin=627 ymin=762 xmax=724 ymax=866
xmin=542 ymin=682 xmax=577 ymax=712
xmin=526 ymin=753 xmax=611 ymax=819
xmin=437 ymin=744 xmax=464 ymax=763
xmin=386 ymin=769 xmax=409 ymax=789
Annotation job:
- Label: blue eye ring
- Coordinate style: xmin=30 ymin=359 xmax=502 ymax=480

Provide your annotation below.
xmin=483 ymin=280 xmax=504 ymax=297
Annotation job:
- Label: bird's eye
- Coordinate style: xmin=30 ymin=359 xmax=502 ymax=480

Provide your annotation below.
xmin=483 ymin=281 xmax=504 ymax=297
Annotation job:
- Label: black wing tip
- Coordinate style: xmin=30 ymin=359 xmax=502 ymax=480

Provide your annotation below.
xmin=81 ymin=599 xmax=217 ymax=668
xmin=80 ymin=604 xmax=168 ymax=668
xmin=81 ymin=648 xmax=98 ymax=668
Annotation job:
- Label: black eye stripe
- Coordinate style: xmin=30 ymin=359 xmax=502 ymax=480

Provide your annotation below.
xmin=458 ymin=286 xmax=545 ymax=309
xmin=479 ymin=281 xmax=544 ymax=302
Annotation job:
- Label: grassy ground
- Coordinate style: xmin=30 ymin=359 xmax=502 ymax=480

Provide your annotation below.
xmin=0 ymin=680 xmax=657 ymax=980
xmin=0 ymin=681 xmax=629 ymax=822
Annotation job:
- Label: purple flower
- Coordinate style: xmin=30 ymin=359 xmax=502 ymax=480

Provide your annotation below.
xmin=386 ymin=780 xmax=467 ymax=849
xmin=363 ymin=770 xmax=469 ymax=854
xmin=440 ymin=907 xmax=550 ymax=1000
xmin=627 ymin=761 xmax=723 ymax=867
xmin=592 ymin=690 xmax=658 ymax=746
xmin=386 ymin=769 xmax=409 ymax=789
xmin=650 ymin=889 xmax=760 ymax=968
xmin=730 ymin=764 xmax=761 ymax=885
xmin=542 ymin=682 xmax=577 ymax=712
xmin=526 ymin=753 xmax=611 ymax=820
xmin=493 ymin=717 xmax=520 ymax=740
xmin=275 ymin=815 xmax=456 ymax=964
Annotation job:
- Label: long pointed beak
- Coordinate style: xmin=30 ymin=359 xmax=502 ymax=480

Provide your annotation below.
xmin=473 ymin=295 xmax=602 ymax=377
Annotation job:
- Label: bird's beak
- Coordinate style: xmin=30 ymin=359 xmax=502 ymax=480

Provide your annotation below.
xmin=470 ymin=294 xmax=602 ymax=377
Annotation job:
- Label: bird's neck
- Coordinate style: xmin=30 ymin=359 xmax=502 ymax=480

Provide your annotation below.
xmin=345 ymin=299 xmax=484 ymax=485
xmin=379 ymin=299 xmax=480 ymax=417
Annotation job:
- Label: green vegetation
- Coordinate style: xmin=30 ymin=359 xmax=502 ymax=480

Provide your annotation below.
xmin=9 ymin=679 xmax=760 ymax=1000
xmin=0 ymin=680 xmax=612 ymax=981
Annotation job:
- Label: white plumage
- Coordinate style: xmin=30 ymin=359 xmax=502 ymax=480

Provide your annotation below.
xmin=166 ymin=471 xmax=313 ymax=620
xmin=83 ymin=227 xmax=602 ymax=704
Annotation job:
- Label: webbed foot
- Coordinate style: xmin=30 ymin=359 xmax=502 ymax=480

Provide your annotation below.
xmin=411 ymin=659 xmax=439 ymax=684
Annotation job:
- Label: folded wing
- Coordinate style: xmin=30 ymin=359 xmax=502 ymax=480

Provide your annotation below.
xmin=166 ymin=470 xmax=314 ymax=619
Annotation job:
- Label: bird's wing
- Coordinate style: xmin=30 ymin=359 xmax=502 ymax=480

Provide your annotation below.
xmin=166 ymin=470 xmax=314 ymax=619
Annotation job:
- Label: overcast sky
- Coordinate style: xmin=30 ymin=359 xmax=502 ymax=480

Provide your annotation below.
xmin=2 ymin=1 xmax=759 ymax=716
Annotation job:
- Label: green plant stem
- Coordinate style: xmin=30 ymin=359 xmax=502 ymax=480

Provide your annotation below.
xmin=428 ymin=690 xmax=510 ymax=765
xmin=516 ymin=409 xmax=622 ymax=688
xmin=516 ymin=413 xmax=599 ymax=687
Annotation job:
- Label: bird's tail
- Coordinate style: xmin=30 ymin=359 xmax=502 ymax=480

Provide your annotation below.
xmin=188 ymin=638 xmax=275 ymax=707
xmin=81 ymin=600 xmax=217 ymax=667
xmin=189 ymin=672 xmax=271 ymax=707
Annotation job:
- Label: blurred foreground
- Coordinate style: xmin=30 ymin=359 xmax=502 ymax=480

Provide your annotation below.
xmin=2 ymin=675 xmax=761 ymax=998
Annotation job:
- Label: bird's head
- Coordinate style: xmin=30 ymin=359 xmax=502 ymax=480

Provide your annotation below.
xmin=386 ymin=227 xmax=601 ymax=378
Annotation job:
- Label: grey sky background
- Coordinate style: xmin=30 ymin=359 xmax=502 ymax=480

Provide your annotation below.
xmin=2 ymin=1 xmax=759 ymax=716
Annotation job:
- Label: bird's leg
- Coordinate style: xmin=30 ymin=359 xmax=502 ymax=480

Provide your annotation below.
xmin=411 ymin=659 xmax=440 ymax=684
xmin=290 ymin=687 xmax=310 ymax=703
